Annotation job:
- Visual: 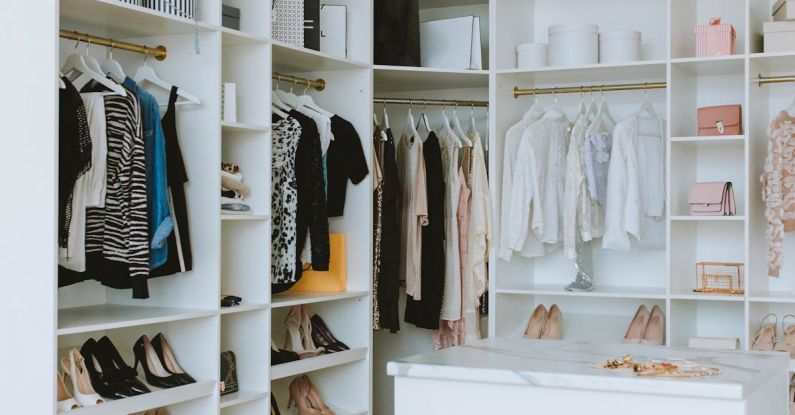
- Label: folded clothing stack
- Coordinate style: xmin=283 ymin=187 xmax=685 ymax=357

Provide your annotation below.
xmin=221 ymin=162 xmax=251 ymax=214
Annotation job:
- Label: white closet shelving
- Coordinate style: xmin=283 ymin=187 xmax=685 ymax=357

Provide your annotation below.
xmin=53 ymin=0 xmax=374 ymax=414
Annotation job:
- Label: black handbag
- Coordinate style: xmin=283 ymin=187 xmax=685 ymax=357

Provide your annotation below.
xmin=220 ymin=351 xmax=239 ymax=396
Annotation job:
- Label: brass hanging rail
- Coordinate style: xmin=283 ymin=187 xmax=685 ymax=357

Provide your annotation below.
xmin=513 ymin=81 xmax=667 ymax=98
xmin=757 ymin=74 xmax=795 ymax=85
xmin=59 ymin=29 xmax=167 ymax=61
xmin=373 ymin=97 xmax=489 ymax=107
xmin=273 ymin=73 xmax=326 ymax=91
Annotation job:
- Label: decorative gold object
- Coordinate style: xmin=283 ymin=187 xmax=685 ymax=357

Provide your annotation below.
xmin=594 ymin=354 xmax=721 ymax=379
xmin=694 ymin=262 xmax=744 ymax=295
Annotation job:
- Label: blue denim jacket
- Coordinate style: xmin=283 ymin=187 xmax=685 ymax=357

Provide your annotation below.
xmin=123 ymin=77 xmax=173 ymax=269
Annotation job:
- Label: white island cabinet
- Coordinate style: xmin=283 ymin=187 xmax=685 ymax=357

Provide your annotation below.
xmin=387 ymin=338 xmax=789 ymax=415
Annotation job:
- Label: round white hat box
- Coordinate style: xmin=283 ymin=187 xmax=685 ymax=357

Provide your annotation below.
xmin=517 ymin=43 xmax=548 ymax=69
xmin=599 ymin=30 xmax=641 ymax=63
xmin=548 ymin=23 xmax=599 ymax=67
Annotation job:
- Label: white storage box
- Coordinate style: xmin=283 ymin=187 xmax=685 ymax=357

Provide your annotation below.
xmin=773 ymin=0 xmax=795 ymax=21
xmin=764 ymin=21 xmax=795 ymax=53
xmin=420 ymin=16 xmax=483 ymax=70
xmin=516 ymin=43 xmax=548 ymax=69
xmin=599 ymin=30 xmax=641 ymax=63
xmin=320 ymin=4 xmax=347 ymax=58
xmin=548 ymin=23 xmax=598 ymax=67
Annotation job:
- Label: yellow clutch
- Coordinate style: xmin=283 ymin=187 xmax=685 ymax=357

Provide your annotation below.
xmin=291 ymin=233 xmax=346 ymax=292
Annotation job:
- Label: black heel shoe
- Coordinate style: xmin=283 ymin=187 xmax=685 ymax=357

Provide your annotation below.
xmin=310 ymin=314 xmax=349 ymax=352
xmin=133 ymin=335 xmax=183 ymax=389
xmin=271 ymin=393 xmax=282 ymax=415
xmin=151 ymin=333 xmax=196 ymax=385
xmin=80 ymin=338 xmax=137 ymax=399
xmin=97 ymin=336 xmax=150 ymax=395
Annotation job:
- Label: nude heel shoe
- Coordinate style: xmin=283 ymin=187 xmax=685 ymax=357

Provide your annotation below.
xmin=775 ymin=314 xmax=795 ymax=356
xmin=624 ymin=305 xmax=650 ymax=344
xmin=753 ymin=313 xmax=778 ymax=352
xmin=540 ymin=304 xmax=562 ymax=340
xmin=61 ymin=349 xmax=104 ymax=407
xmin=288 ymin=376 xmax=322 ymax=415
xmin=641 ymin=305 xmax=664 ymax=345
xmin=303 ymin=375 xmax=336 ymax=415
xmin=284 ymin=306 xmax=324 ymax=359
xmin=523 ymin=304 xmax=548 ymax=339
xmin=57 ymin=371 xmax=81 ymax=411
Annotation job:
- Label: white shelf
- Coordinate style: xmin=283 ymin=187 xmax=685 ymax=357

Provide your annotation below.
xmin=221 ymin=27 xmax=269 ymax=46
xmin=496 ymin=60 xmax=667 ymax=85
xmin=670 ymin=292 xmax=746 ymax=302
xmin=670 ymin=215 xmax=746 ymax=222
xmin=374 ymin=65 xmax=488 ymax=92
xmin=271 ymin=290 xmax=369 ymax=308
xmin=56 ymin=381 xmax=216 ymax=415
xmin=221 ymin=121 xmax=269 ymax=133
xmin=221 ymin=213 xmax=270 ymax=221
xmin=60 ymin=0 xmax=216 ymax=38
xmin=751 ymin=51 xmax=795 ymax=72
xmin=220 ymin=390 xmax=268 ymax=409
xmin=271 ymin=347 xmax=369 ymax=380
xmin=671 ymin=55 xmax=745 ymax=76
xmin=272 ymin=41 xmax=370 ymax=72
xmin=283 ymin=404 xmax=368 ymax=415
xmin=58 ymin=304 xmax=216 ymax=336
xmin=419 ymin=0 xmax=488 ymax=8
xmin=220 ymin=302 xmax=269 ymax=315
xmin=670 ymin=135 xmax=745 ymax=148
xmin=495 ymin=284 xmax=666 ymax=300
xmin=750 ymin=291 xmax=795 ymax=304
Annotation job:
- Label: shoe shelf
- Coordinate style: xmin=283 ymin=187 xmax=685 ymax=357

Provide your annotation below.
xmin=219 ymin=390 xmax=269 ymax=409
xmin=270 ymin=290 xmax=369 ymax=309
xmin=270 ymin=347 xmax=369 ymax=381
xmin=56 ymin=381 xmax=217 ymax=415
xmin=219 ymin=302 xmax=269 ymax=315
xmin=57 ymin=304 xmax=217 ymax=336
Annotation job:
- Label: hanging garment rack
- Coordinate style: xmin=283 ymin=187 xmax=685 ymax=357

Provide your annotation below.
xmin=513 ymin=81 xmax=667 ymax=98
xmin=272 ymin=72 xmax=326 ymax=91
xmin=59 ymin=29 xmax=167 ymax=61
xmin=373 ymin=97 xmax=489 ymax=107
xmin=757 ymin=74 xmax=795 ymax=85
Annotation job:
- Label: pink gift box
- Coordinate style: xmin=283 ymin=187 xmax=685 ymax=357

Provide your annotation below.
xmin=695 ymin=17 xmax=736 ymax=57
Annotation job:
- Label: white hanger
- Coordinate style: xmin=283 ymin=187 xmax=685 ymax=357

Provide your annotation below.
xmin=82 ymin=37 xmax=104 ymax=75
xmin=382 ymin=105 xmax=390 ymax=130
xmin=296 ymin=83 xmax=333 ymax=117
xmin=469 ymin=104 xmax=478 ymax=134
xmin=452 ymin=105 xmax=473 ymax=147
xmin=544 ymin=88 xmax=565 ymax=119
xmin=527 ymin=91 xmax=545 ymax=118
xmin=785 ymin=92 xmax=795 ymax=116
xmin=636 ymin=83 xmax=657 ymax=119
xmin=272 ymin=81 xmax=293 ymax=113
xmin=62 ymin=35 xmax=127 ymax=96
xmin=407 ymin=104 xmax=420 ymax=142
xmin=585 ymin=88 xmax=615 ymax=137
xmin=441 ymin=105 xmax=462 ymax=149
xmin=415 ymin=101 xmax=431 ymax=138
xmin=133 ymin=52 xmax=200 ymax=105
xmin=101 ymin=42 xmax=126 ymax=83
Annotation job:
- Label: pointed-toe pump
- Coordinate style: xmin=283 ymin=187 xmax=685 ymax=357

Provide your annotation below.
xmin=303 ymin=375 xmax=336 ymax=415
xmin=775 ymin=314 xmax=795 ymax=356
xmin=133 ymin=335 xmax=184 ymax=389
xmin=96 ymin=336 xmax=150 ymax=395
xmin=272 ymin=392 xmax=282 ymax=415
xmin=80 ymin=338 xmax=138 ymax=399
xmin=61 ymin=348 xmax=105 ymax=407
xmin=523 ymin=304 xmax=548 ymax=339
xmin=57 ymin=371 xmax=81 ymax=412
xmin=540 ymin=304 xmax=563 ymax=340
xmin=641 ymin=305 xmax=665 ymax=345
xmin=753 ymin=313 xmax=778 ymax=352
xmin=310 ymin=313 xmax=349 ymax=353
xmin=288 ymin=375 xmax=322 ymax=415
xmin=272 ymin=338 xmax=300 ymax=365
xmin=284 ymin=306 xmax=324 ymax=359
xmin=624 ymin=305 xmax=650 ymax=344
xmin=151 ymin=333 xmax=196 ymax=385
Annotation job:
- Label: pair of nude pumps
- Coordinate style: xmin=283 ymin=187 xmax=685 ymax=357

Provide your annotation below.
xmin=752 ymin=313 xmax=795 ymax=354
xmin=623 ymin=305 xmax=665 ymax=345
xmin=523 ymin=304 xmax=562 ymax=340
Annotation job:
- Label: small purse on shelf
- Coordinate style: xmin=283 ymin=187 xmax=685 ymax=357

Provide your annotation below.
xmin=697 ymin=105 xmax=743 ymax=136
xmin=688 ymin=182 xmax=736 ymax=216
xmin=220 ymin=351 xmax=239 ymax=396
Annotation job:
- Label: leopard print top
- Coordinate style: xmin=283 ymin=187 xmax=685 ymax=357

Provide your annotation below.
xmin=271 ymin=116 xmax=302 ymax=284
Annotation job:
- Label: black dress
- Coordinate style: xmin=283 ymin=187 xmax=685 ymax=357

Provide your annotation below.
xmin=377 ymin=129 xmax=402 ymax=333
xmin=326 ymin=115 xmax=369 ymax=217
xmin=405 ymin=132 xmax=445 ymax=330
xmin=151 ymin=87 xmax=193 ymax=277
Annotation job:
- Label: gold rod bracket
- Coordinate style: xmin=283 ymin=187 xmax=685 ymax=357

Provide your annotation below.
xmin=59 ymin=29 xmax=167 ymax=60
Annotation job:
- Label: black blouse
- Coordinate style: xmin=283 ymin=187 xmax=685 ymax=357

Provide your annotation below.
xmin=326 ymin=115 xmax=369 ymax=217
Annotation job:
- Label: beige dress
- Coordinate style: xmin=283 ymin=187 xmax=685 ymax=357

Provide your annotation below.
xmin=397 ymin=133 xmax=428 ymax=299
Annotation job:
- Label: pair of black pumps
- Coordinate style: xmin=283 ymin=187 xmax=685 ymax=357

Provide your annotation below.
xmin=81 ymin=333 xmax=195 ymax=400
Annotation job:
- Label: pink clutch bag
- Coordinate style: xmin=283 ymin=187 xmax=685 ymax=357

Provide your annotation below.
xmin=697 ymin=105 xmax=743 ymax=136
xmin=689 ymin=182 xmax=736 ymax=216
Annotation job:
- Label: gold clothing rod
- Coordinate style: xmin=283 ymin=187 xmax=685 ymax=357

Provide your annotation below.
xmin=757 ymin=74 xmax=795 ymax=85
xmin=513 ymin=81 xmax=667 ymax=98
xmin=373 ymin=97 xmax=489 ymax=107
xmin=59 ymin=29 xmax=167 ymax=61
xmin=273 ymin=73 xmax=326 ymax=91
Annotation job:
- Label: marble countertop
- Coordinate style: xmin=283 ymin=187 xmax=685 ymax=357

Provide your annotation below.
xmin=387 ymin=338 xmax=789 ymax=399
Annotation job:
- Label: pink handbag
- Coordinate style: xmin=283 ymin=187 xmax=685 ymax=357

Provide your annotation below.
xmin=688 ymin=182 xmax=736 ymax=216
xmin=697 ymin=105 xmax=743 ymax=136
